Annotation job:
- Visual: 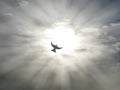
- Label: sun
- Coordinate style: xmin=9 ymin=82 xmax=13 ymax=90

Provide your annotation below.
xmin=43 ymin=20 xmax=80 ymax=55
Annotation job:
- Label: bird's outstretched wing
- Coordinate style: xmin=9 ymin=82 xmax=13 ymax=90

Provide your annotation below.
xmin=51 ymin=42 xmax=62 ymax=49
xmin=51 ymin=42 xmax=55 ymax=47
xmin=56 ymin=47 xmax=62 ymax=49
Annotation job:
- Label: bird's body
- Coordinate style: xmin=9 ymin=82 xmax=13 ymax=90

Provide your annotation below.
xmin=51 ymin=42 xmax=62 ymax=53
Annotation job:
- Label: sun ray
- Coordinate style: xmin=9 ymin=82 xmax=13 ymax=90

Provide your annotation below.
xmin=44 ymin=20 xmax=80 ymax=55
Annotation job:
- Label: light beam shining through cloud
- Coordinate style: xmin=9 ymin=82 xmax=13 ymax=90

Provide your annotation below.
xmin=43 ymin=20 xmax=80 ymax=55
xmin=0 ymin=0 xmax=120 ymax=90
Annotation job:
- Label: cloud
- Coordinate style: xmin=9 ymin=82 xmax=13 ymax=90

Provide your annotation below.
xmin=0 ymin=0 xmax=120 ymax=90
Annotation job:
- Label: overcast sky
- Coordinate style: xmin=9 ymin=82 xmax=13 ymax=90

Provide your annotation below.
xmin=0 ymin=0 xmax=120 ymax=90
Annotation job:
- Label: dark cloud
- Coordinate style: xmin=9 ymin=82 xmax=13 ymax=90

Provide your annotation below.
xmin=0 ymin=14 xmax=11 ymax=24
xmin=0 ymin=0 xmax=20 ymax=7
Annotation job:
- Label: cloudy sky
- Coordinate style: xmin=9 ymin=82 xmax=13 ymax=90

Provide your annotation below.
xmin=0 ymin=0 xmax=120 ymax=90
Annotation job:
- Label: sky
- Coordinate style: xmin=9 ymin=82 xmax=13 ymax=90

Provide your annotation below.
xmin=0 ymin=0 xmax=120 ymax=90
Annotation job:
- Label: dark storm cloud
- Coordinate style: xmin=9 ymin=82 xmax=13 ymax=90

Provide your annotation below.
xmin=0 ymin=13 xmax=11 ymax=24
xmin=77 ymin=0 xmax=120 ymax=26
xmin=0 ymin=0 xmax=21 ymax=7
xmin=0 ymin=0 xmax=120 ymax=90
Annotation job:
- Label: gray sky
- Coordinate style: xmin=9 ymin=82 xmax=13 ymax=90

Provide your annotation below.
xmin=0 ymin=0 xmax=120 ymax=90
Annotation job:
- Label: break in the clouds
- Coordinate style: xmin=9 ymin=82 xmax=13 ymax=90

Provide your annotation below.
xmin=0 ymin=0 xmax=120 ymax=90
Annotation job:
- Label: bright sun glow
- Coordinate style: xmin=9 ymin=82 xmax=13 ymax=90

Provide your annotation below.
xmin=44 ymin=20 xmax=80 ymax=55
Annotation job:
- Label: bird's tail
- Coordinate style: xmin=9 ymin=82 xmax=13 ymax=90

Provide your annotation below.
xmin=51 ymin=49 xmax=56 ymax=53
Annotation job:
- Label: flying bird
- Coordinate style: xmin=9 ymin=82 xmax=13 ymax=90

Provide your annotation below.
xmin=51 ymin=42 xmax=62 ymax=53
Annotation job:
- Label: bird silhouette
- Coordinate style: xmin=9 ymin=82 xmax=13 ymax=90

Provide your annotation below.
xmin=51 ymin=42 xmax=62 ymax=53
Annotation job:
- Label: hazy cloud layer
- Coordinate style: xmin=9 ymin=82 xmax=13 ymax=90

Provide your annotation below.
xmin=0 ymin=0 xmax=120 ymax=90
